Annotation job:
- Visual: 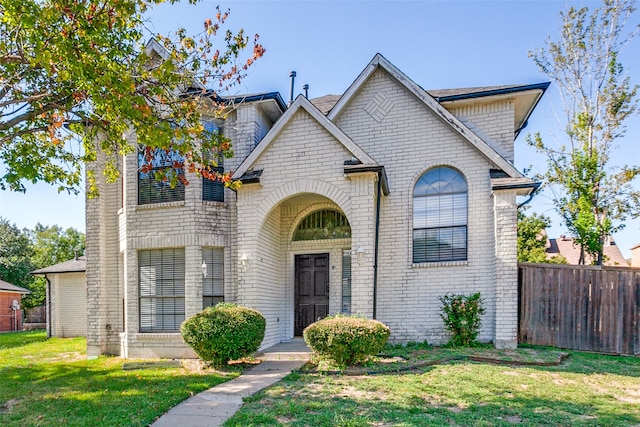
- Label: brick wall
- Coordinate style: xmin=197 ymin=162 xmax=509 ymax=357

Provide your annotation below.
xmin=49 ymin=272 xmax=87 ymax=337
xmin=448 ymin=100 xmax=515 ymax=162
xmin=0 ymin=292 xmax=23 ymax=332
xmin=95 ymin=101 xmax=275 ymax=358
xmin=331 ymin=68 xmax=516 ymax=345
xmin=89 ymin=63 xmax=522 ymax=356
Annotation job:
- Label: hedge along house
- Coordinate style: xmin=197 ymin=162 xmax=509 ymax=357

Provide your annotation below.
xmin=86 ymin=51 xmax=547 ymax=358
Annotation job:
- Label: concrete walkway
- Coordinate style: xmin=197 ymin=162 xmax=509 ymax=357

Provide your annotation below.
xmin=151 ymin=339 xmax=312 ymax=427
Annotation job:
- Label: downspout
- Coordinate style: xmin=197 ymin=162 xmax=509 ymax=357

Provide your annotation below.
xmin=373 ymin=174 xmax=382 ymax=320
xmin=516 ymin=181 xmax=541 ymax=209
xmin=45 ymin=275 xmax=52 ymax=338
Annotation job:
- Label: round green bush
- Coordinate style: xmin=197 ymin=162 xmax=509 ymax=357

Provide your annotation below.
xmin=303 ymin=315 xmax=390 ymax=366
xmin=180 ymin=303 xmax=265 ymax=366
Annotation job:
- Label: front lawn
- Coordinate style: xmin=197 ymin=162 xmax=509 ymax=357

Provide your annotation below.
xmin=226 ymin=343 xmax=640 ymax=426
xmin=0 ymin=330 xmax=237 ymax=426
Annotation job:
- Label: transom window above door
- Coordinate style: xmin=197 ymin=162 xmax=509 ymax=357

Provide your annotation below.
xmin=293 ymin=209 xmax=351 ymax=241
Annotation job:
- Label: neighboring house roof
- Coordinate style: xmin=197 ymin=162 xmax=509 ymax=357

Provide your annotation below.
xmin=233 ymin=95 xmax=379 ymax=179
xmin=546 ymin=236 xmax=629 ymax=266
xmin=326 ymin=53 xmax=532 ymax=181
xmin=31 ymin=256 xmax=87 ymax=275
xmin=310 ymin=94 xmax=341 ymax=115
xmin=0 ymin=279 xmax=30 ymax=294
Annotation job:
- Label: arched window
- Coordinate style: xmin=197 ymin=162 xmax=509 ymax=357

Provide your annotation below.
xmin=413 ymin=167 xmax=468 ymax=263
xmin=293 ymin=209 xmax=351 ymax=241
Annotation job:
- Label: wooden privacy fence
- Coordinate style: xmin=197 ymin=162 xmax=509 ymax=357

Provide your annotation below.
xmin=518 ymin=263 xmax=640 ymax=355
xmin=24 ymin=306 xmax=46 ymax=324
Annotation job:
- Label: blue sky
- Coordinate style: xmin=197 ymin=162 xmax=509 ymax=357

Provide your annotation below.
xmin=1 ymin=0 xmax=639 ymax=256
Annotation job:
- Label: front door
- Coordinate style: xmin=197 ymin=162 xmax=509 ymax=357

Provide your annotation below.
xmin=295 ymin=254 xmax=329 ymax=336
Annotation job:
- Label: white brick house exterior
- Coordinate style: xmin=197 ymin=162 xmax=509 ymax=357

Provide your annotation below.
xmin=86 ymin=53 xmax=547 ymax=358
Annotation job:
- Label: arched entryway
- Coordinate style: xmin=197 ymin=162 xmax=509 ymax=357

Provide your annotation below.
xmin=291 ymin=208 xmax=351 ymax=334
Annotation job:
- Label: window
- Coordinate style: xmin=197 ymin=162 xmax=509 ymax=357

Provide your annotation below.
xmin=202 ymin=247 xmax=224 ymax=309
xmin=413 ymin=167 xmax=467 ymax=263
xmin=341 ymin=250 xmax=352 ymax=313
xmin=139 ymin=249 xmax=185 ymax=332
xmin=293 ymin=209 xmax=351 ymax=241
xmin=138 ymin=147 xmax=185 ymax=205
xmin=202 ymin=121 xmax=224 ymax=202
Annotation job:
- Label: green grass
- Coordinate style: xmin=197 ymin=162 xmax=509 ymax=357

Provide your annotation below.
xmin=0 ymin=330 xmax=238 ymax=426
xmin=225 ymin=343 xmax=640 ymax=426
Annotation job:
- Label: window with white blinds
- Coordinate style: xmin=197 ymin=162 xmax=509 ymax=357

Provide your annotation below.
xmin=138 ymin=146 xmax=185 ymax=205
xmin=202 ymin=121 xmax=225 ymax=203
xmin=139 ymin=249 xmax=185 ymax=332
xmin=342 ymin=250 xmax=352 ymax=313
xmin=202 ymin=247 xmax=224 ymax=309
xmin=413 ymin=167 xmax=468 ymax=263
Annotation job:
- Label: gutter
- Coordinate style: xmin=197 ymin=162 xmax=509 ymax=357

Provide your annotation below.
xmin=516 ymin=183 xmax=541 ymax=209
xmin=45 ymin=276 xmax=51 ymax=338
xmin=433 ymin=82 xmax=551 ymax=103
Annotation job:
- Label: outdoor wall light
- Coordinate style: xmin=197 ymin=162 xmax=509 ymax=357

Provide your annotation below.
xmin=201 ymin=260 xmax=208 ymax=278
xmin=356 ymin=247 xmax=366 ymax=259
xmin=240 ymin=253 xmax=249 ymax=266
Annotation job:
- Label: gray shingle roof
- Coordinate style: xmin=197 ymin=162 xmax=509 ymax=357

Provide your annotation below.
xmin=0 ymin=279 xmax=30 ymax=294
xmin=31 ymin=256 xmax=87 ymax=274
xmin=309 ymin=94 xmax=341 ymax=115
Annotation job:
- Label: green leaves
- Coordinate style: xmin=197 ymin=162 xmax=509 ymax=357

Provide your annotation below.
xmin=0 ymin=218 xmax=85 ymax=308
xmin=0 ymin=0 xmax=264 ymax=195
xmin=528 ymin=0 xmax=640 ymax=264
xmin=439 ymin=293 xmax=485 ymax=348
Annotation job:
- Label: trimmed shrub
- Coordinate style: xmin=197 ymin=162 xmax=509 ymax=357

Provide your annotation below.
xmin=439 ymin=292 xmax=485 ymax=347
xmin=180 ymin=303 xmax=265 ymax=367
xmin=303 ymin=315 xmax=390 ymax=366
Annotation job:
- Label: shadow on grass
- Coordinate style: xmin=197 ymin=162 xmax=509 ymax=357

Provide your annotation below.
xmin=228 ymin=394 xmax=640 ymax=427
xmin=527 ymin=349 xmax=640 ymax=377
xmin=226 ymin=377 xmax=640 ymax=427
xmin=0 ymin=360 xmax=234 ymax=427
xmin=0 ymin=330 xmax=47 ymax=350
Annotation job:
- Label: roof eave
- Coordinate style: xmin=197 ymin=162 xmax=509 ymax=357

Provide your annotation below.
xmin=343 ymin=164 xmax=390 ymax=195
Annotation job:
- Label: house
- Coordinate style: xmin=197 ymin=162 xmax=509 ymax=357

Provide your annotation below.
xmin=0 ymin=279 xmax=29 ymax=332
xmin=86 ymin=52 xmax=547 ymax=358
xmin=31 ymin=256 xmax=87 ymax=337
xmin=546 ymin=235 xmax=629 ymax=266
xmin=631 ymin=243 xmax=640 ymax=267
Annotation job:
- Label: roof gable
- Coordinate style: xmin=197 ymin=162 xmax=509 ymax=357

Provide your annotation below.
xmin=233 ymin=96 xmax=376 ymax=179
xmin=327 ymin=54 xmax=523 ymax=178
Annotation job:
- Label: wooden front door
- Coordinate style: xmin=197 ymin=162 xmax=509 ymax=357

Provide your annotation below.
xmin=295 ymin=254 xmax=329 ymax=336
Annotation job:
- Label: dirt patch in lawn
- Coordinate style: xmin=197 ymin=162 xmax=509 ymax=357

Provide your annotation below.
xmin=0 ymin=398 xmax=20 ymax=414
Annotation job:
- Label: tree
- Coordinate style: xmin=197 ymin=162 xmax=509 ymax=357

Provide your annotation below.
xmin=21 ymin=224 xmax=86 ymax=308
xmin=0 ymin=219 xmax=86 ymax=308
xmin=0 ymin=218 xmax=34 ymax=288
xmin=0 ymin=0 xmax=264 ymax=195
xmin=517 ymin=209 xmax=566 ymax=264
xmin=29 ymin=224 xmax=85 ymax=267
xmin=528 ymin=0 xmax=640 ymax=265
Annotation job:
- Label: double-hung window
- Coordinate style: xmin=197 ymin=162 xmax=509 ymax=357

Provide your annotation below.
xmin=413 ymin=167 xmax=468 ymax=263
xmin=139 ymin=249 xmax=185 ymax=332
xmin=202 ymin=247 xmax=224 ymax=308
xmin=202 ymin=121 xmax=225 ymax=203
xmin=138 ymin=147 xmax=185 ymax=205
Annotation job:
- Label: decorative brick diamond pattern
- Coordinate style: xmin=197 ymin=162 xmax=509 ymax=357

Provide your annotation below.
xmin=364 ymin=91 xmax=394 ymax=122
